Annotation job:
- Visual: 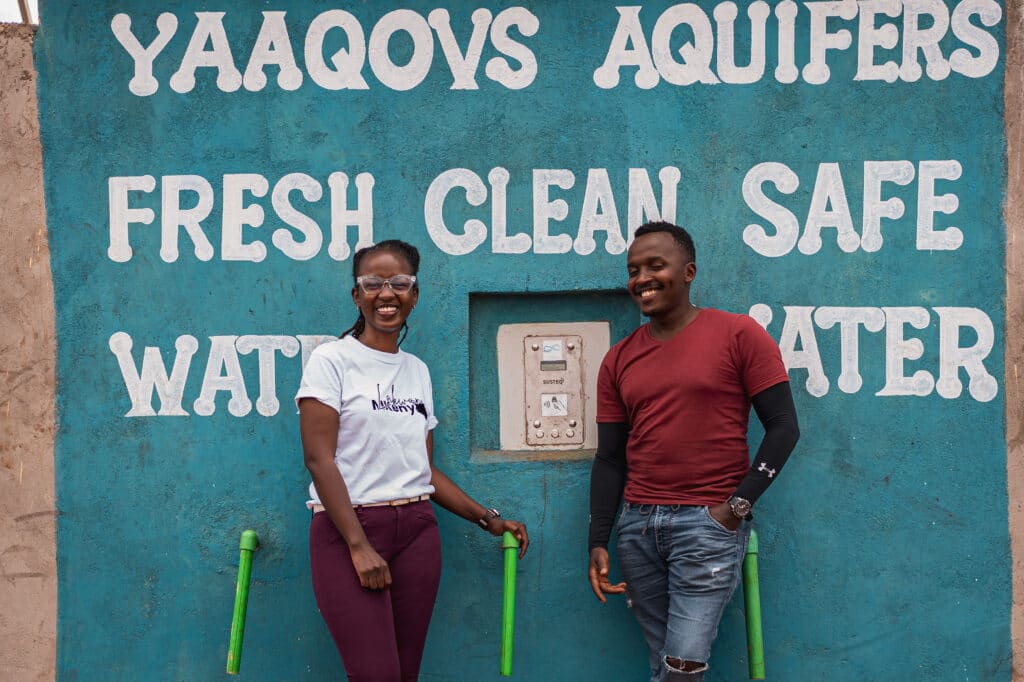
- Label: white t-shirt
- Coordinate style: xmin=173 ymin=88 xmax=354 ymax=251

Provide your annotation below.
xmin=295 ymin=335 xmax=438 ymax=506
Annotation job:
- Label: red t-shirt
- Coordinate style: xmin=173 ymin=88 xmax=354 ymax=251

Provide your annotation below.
xmin=597 ymin=308 xmax=790 ymax=505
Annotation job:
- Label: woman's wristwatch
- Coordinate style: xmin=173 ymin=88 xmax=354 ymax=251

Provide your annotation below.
xmin=477 ymin=508 xmax=501 ymax=528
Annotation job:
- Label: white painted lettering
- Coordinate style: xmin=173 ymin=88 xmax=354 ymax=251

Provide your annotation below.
xmin=169 ymin=12 xmax=243 ymax=93
xmin=777 ymin=306 xmax=829 ymax=397
xmin=773 ymin=1 xmax=799 ymax=83
xmin=742 ymin=160 xmax=963 ymax=256
xmin=424 ymin=168 xmax=489 ymax=256
xmin=243 ymin=11 xmax=303 ymax=92
xmin=194 ymin=336 xmax=252 ymax=416
xmin=813 ymin=307 xmax=886 ymax=393
xmin=485 ymin=7 xmax=539 ymax=89
xmin=110 ymin=13 xmax=178 ymax=96
xmin=236 ymin=335 xmax=300 ymax=416
xmin=161 ymin=175 xmax=215 ymax=262
xmin=532 ymin=169 xmax=575 ymax=254
xmin=575 ymin=169 xmax=625 ymax=256
xmin=753 ymin=305 xmax=998 ymax=402
xmin=304 ymin=10 xmax=369 ymax=90
xmin=108 ymin=175 xmax=156 ymax=263
xmin=949 ymin=0 xmax=1002 ymax=78
xmin=742 ymin=162 xmax=801 ymax=257
xmin=272 ymin=173 xmax=324 ymax=261
xmin=651 ymin=4 xmax=719 ymax=85
xmin=877 ymin=307 xmax=935 ymax=396
xmin=427 ymin=8 xmax=492 ymax=90
xmin=593 ymin=7 xmax=659 ymax=89
xmin=900 ymin=0 xmax=952 ymax=82
xmin=934 ymin=307 xmax=997 ymax=402
xmin=327 ymin=172 xmax=375 ymax=261
xmin=222 ymin=174 xmax=269 ymax=263
xmin=368 ymin=10 xmax=434 ymax=91
xmin=713 ymin=1 xmax=769 ymax=85
xmin=916 ymin=160 xmax=963 ymax=250
xmin=489 ymin=167 xmax=531 ymax=254
xmin=803 ymin=0 xmax=858 ymax=84
xmin=109 ymin=332 xmax=198 ymax=417
xmin=861 ymin=160 xmax=914 ymax=252
xmin=627 ymin=167 xmax=680 ymax=242
xmin=854 ymin=0 xmax=901 ymax=83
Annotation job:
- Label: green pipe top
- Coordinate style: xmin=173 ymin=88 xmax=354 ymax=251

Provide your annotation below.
xmin=746 ymin=529 xmax=758 ymax=555
xmin=501 ymin=531 xmax=519 ymax=550
xmin=240 ymin=530 xmax=260 ymax=552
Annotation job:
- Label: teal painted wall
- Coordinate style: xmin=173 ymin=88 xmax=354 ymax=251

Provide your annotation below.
xmin=34 ymin=2 xmax=1009 ymax=679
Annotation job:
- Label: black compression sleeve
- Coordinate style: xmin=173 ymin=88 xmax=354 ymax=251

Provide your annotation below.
xmin=588 ymin=421 xmax=629 ymax=550
xmin=733 ymin=381 xmax=800 ymax=505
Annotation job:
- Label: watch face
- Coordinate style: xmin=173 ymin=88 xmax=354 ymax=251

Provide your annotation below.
xmin=479 ymin=509 xmax=501 ymax=528
xmin=730 ymin=497 xmax=751 ymax=517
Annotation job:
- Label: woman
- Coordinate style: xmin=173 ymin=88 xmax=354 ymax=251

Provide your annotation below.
xmin=296 ymin=239 xmax=529 ymax=681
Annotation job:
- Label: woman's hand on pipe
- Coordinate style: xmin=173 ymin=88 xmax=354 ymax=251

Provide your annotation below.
xmin=487 ymin=518 xmax=529 ymax=559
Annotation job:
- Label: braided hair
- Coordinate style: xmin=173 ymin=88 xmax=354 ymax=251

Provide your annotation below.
xmin=340 ymin=240 xmax=421 ymax=346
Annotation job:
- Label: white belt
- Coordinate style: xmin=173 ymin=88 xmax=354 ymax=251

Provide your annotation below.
xmin=311 ymin=494 xmax=431 ymax=514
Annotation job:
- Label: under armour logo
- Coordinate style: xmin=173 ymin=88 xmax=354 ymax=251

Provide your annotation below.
xmin=758 ymin=462 xmax=776 ymax=478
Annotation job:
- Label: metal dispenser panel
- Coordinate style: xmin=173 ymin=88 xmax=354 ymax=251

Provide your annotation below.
xmin=524 ymin=335 xmax=585 ymax=446
xmin=495 ymin=321 xmax=610 ymax=452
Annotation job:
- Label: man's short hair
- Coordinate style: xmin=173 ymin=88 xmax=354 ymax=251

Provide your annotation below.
xmin=634 ymin=221 xmax=696 ymax=263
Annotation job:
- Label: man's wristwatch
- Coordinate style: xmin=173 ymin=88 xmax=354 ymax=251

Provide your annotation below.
xmin=477 ymin=508 xmax=501 ymax=529
xmin=727 ymin=496 xmax=752 ymax=519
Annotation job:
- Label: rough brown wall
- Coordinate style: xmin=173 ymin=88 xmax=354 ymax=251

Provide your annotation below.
xmin=0 ymin=22 xmax=56 ymax=682
xmin=1008 ymin=0 xmax=1024 ymax=679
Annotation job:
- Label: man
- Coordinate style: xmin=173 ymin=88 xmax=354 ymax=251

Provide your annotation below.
xmin=587 ymin=221 xmax=800 ymax=681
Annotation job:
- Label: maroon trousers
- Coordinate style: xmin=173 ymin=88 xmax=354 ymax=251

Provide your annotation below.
xmin=309 ymin=501 xmax=442 ymax=681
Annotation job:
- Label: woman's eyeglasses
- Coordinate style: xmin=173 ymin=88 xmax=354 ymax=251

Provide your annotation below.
xmin=355 ymin=274 xmax=417 ymax=294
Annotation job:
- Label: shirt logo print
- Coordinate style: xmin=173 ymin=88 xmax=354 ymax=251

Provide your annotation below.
xmin=371 ymin=384 xmax=426 ymax=417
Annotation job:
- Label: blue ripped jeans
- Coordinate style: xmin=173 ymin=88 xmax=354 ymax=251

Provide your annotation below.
xmin=616 ymin=503 xmax=751 ymax=682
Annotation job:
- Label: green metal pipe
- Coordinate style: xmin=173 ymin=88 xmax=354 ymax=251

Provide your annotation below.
xmin=500 ymin=531 xmax=519 ymax=677
xmin=742 ymin=530 xmax=765 ymax=680
xmin=227 ymin=529 xmax=259 ymax=675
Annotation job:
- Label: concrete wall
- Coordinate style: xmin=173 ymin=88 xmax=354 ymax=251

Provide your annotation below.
xmin=4 ymin=1 xmax=1023 ymax=680
xmin=0 ymin=22 xmax=56 ymax=682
